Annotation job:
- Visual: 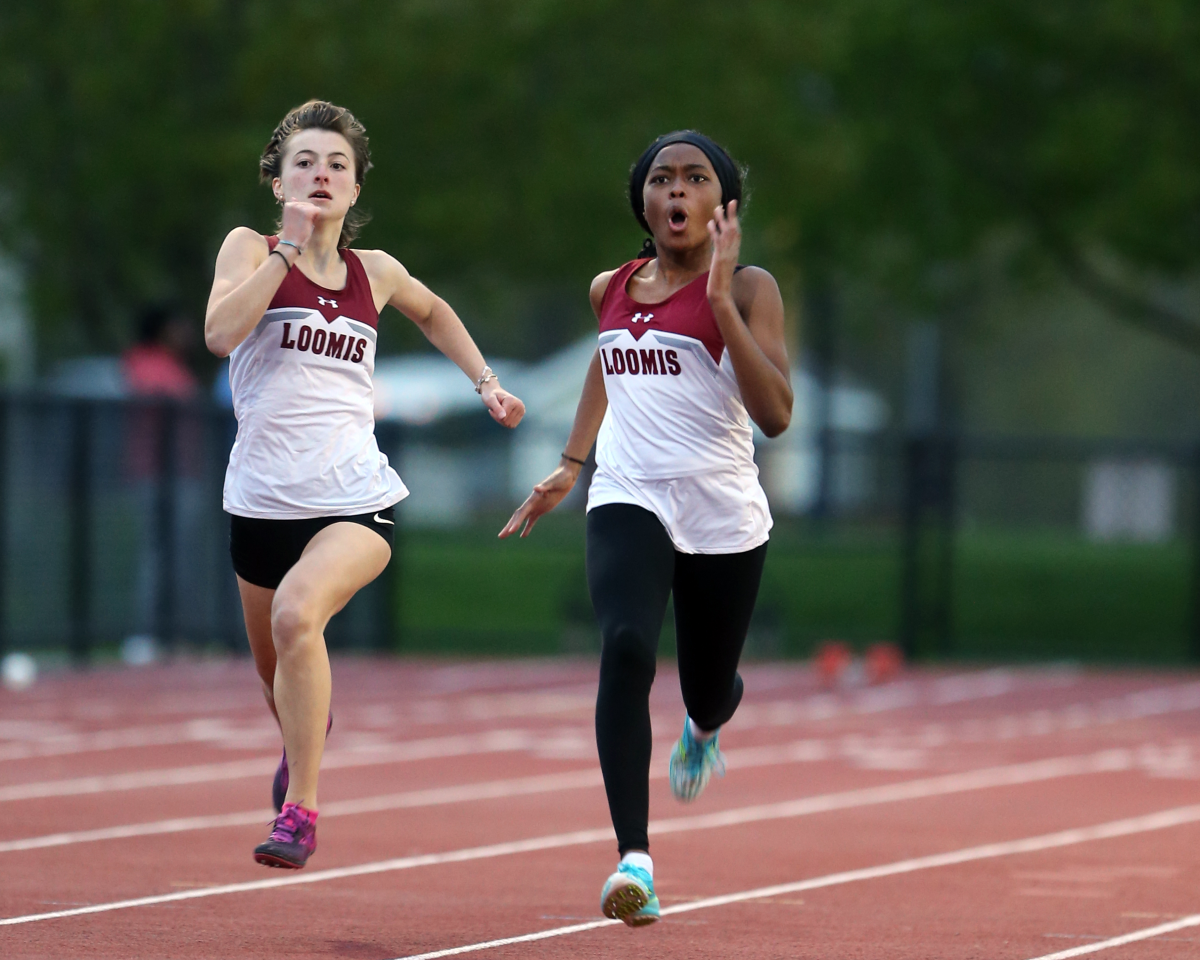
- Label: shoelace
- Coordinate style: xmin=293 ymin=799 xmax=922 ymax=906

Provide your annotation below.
xmin=682 ymin=728 xmax=725 ymax=777
xmin=268 ymin=808 xmax=308 ymax=843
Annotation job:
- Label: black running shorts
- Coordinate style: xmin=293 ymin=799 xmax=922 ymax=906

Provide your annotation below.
xmin=229 ymin=507 xmax=396 ymax=590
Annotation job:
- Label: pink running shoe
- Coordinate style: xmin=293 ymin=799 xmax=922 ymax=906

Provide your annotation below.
xmin=272 ymin=712 xmax=333 ymax=813
xmin=254 ymin=802 xmax=318 ymax=869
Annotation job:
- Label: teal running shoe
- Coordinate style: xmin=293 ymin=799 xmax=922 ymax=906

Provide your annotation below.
xmin=600 ymin=863 xmax=660 ymax=926
xmin=668 ymin=716 xmax=725 ymax=802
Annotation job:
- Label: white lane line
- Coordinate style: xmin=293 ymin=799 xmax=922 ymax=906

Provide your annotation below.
xmin=0 ymin=690 xmax=595 ymax=761
xmin=735 ymin=681 xmax=1200 ymax=738
xmin=0 ymin=667 xmax=1066 ymax=755
xmin=0 ymin=730 xmax=539 ymax=803
xmin=0 ymin=718 xmax=279 ymax=762
xmin=6 ymin=675 xmax=1195 ymax=802
xmin=0 ymin=770 xmax=600 ymax=853
xmin=0 ymin=670 xmax=1152 ymax=767
xmin=0 ymin=748 xmax=1145 ymax=925
xmin=390 ymin=804 xmax=1200 ymax=960
xmin=0 ymin=740 xmax=831 ymax=853
xmin=0 ymin=726 xmax=809 ymax=805
xmin=1025 ymin=914 xmax=1200 ymax=958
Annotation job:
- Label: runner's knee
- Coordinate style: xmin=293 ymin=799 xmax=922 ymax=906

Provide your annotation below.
xmin=270 ymin=596 xmax=322 ymax=652
xmin=599 ymin=624 xmax=657 ymax=689
xmin=681 ymin=672 xmax=744 ymax=730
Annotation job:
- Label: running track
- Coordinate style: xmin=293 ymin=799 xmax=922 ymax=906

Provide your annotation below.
xmin=2 ymin=658 xmax=1199 ymax=959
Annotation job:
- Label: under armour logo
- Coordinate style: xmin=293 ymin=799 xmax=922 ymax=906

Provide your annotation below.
xmin=630 ymin=312 xmax=655 ymax=324
xmin=317 ymin=296 xmax=338 ymax=309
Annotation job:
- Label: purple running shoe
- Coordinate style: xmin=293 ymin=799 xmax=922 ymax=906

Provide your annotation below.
xmin=253 ymin=802 xmax=318 ymax=869
xmin=272 ymin=711 xmax=333 ymax=813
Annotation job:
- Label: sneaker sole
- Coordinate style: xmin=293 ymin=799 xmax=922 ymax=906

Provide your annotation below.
xmin=669 ymin=765 xmax=712 ymax=803
xmin=602 ymin=880 xmax=657 ymax=926
xmin=253 ymin=850 xmax=308 ymax=869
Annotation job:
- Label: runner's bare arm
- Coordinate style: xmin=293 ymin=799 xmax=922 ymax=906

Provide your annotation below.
xmin=361 ymin=250 xmax=524 ymax=428
xmin=498 ymin=270 xmax=615 ymax=539
xmin=706 ymin=201 xmax=793 ymax=436
xmin=205 ymin=203 xmax=319 ymax=357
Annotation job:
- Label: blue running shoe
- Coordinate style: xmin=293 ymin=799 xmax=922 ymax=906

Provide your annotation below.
xmin=272 ymin=712 xmax=333 ymax=813
xmin=668 ymin=716 xmax=725 ymax=802
xmin=600 ymin=863 xmax=660 ymax=926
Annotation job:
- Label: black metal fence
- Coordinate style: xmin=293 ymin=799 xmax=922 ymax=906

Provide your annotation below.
xmin=1 ymin=392 xmax=1196 ymax=663
xmin=893 ymin=432 xmax=1200 ymax=661
xmin=0 ymin=395 xmax=399 ymax=658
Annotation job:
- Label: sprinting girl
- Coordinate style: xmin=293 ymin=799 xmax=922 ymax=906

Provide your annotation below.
xmin=206 ymin=100 xmax=524 ymax=869
xmin=501 ymin=131 xmax=792 ymax=924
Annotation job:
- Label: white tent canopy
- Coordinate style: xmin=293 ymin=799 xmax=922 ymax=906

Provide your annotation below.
xmin=374 ymin=336 xmax=888 ymax=515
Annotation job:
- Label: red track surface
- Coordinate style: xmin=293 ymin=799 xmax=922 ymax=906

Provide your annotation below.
xmin=2 ymin=658 xmax=1199 ymax=959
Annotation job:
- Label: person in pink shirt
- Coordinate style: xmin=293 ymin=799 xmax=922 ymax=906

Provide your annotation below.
xmin=122 ymin=304 xmax=203 ymax=650
xmin=122 ymin=306 xmax=199 ymax=400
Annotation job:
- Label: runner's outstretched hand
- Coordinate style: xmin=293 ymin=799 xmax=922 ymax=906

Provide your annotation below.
xmin=499 ymin=465 xmax=577 ymax=538
xmin=480 ymin=381 xmax=525 ymax=428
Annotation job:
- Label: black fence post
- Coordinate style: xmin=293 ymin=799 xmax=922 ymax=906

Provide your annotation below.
xmin=933 ymin=434 xmax=957 ymax=657
xmin=1192 ymin=443 xmax=1200 ymax=661
xmin=0 ymin=394 xmax=8 ymax=657
xmin=806 ymin=282 xmax=836 ymax=520
xmin=899 ymin=436 xmax=925 ymax=660
xmin=376 ymin=420 xmax=402 ymax=652
xmin=898 ymin=432 xmax=958 ymax=661
xmin=154 ymin=400 xmax=179 ymax=650
xmin=68 ymin=400 xmax=93 ymax=665
xmin=210 ymin=407 xmax=242 ymax=652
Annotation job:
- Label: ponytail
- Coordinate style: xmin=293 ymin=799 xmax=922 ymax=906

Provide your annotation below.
xmin=638 ymin=236 xmax=657 ymax=260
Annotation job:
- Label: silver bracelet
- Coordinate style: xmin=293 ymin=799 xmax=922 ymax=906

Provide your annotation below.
xmin=474 ymin=365 xmax=497 ymax=394
xmin=276 ymin=239 xmax=303 ymax=256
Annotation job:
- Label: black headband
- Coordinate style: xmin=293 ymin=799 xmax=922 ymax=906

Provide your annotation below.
xmin=629 ymin=131 xmax=743 ymax=236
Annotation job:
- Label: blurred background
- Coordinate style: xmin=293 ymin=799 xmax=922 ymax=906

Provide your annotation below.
xmin=1 ymin=0 xmax=1199 ymax=667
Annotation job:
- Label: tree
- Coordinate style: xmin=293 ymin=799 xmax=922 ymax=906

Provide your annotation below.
xmin=1 ymin=0 xmax=1198 ymax=362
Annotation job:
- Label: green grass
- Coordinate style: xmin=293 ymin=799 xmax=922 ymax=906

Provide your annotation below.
xmin=395 ymin=513 xmax=591 ymax=655
xmin=393 ymin=516 xmax=1197 ymax=663
xmin=952 ymin=532 xmax=1190 ymax=662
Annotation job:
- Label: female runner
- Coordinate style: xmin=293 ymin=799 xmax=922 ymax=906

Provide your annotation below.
xmin=206 ymin=100 xmax=524 ymax=869
xmin=501 ymin=131 xmax=792 ymax=925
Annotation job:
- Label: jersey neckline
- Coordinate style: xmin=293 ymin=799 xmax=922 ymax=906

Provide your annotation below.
xmin=270 ymin=236 xmax=352 ymax=295
xmin=622 ymin=258 xmax=710 ymax=308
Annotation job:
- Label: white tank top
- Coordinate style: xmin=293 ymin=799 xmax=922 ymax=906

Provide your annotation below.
xmin=587 ymin=259 xmax=771 ymax=553
xmin=222 ymin=238 xmax=409 ymax=519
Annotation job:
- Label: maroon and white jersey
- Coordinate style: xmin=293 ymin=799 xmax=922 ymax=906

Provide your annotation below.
xmin=589 ymin=259 xmax=771 ymax=553
xmin=223 ymin=237 xmax=408 ymax=519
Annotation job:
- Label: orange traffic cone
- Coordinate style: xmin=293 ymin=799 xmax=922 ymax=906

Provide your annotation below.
xmin=865 ymin=642 xmax=904 ymax=685
xmin=814 ymin=641 xmax=853 ymax=689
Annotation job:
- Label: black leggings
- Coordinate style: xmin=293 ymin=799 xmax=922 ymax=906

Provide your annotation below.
xmin=587 ymin=503 xmax=767 ymax=855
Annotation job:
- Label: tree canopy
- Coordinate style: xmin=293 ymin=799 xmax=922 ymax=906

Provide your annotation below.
xmin=1 ymin=0 xmax=1197 ymax=362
